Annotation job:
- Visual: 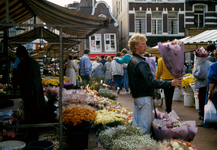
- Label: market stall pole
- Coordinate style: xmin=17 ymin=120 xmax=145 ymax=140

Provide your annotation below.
xmin=58 ymin=27 xmax=63 ymax=148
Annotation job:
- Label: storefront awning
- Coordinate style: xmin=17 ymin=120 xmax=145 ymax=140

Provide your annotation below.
xmin=184 ymin=30 xmax=217 ymax=44
xmin=7 ymin=27 xmax=80 ymax=48
xmin=0 ymin=0 xmax=109 ymax=36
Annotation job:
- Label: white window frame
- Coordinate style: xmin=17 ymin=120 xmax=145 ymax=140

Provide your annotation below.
xmin=168 ymin=12 xmax=178 ymax=34
xmin=104 ymin=33 xmax=116 ymax=52
xmin=194 ymin=6 xmax=205 ymax=27
xmin=151 ymin=12 xmax=163 ymax=35
xmin=89 ymin=34 xmax=102 ymax=52
xmin=135 ymin=11 xmax=146 ymax=34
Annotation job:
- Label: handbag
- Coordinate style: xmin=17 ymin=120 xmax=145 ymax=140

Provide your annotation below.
xmin=210 ymin=83 xmax=217 ymax=100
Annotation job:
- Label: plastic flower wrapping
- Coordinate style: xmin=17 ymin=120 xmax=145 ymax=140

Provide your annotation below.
xmin=97 ymin=124 xmax=156 ymax=150
xmin=57 ymin=104 xmax=97 ymax=126
xmin=62 ymin=90 xmax=89 ymax=105
xmin=152 ymin=110 xmax=198 ymax=141
xmin=158 ymin=41 xmax=184 ymax=79
xmin=145 ymin=56 xmax=156 ymax=78
xmin=195 ymin=46 xmax=209 ymax=57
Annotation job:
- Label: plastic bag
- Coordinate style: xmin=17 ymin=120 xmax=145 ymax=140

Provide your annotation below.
xmin=204 ymin=100 xmax=217 ymax=123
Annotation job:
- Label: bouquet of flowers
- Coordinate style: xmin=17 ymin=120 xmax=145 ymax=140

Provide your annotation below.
xmin=58 ymin=104 xmax=97 ymax=128
xmin=62 ymin=90 xmax=89 ymax=105
xmin=157 ymin=139 xmax=196 ymax=150
xmin=194 ymin=46 xmax=210 ymax=70
xmin=97 ymin=90 xmax=117 ymax=100
xmin=64 ymin=82 xmax=75 ymax=89
xmin=195 ymin=46 xmax=209 ymax=57
xmin=158 ymin=41 xmax=184 ymax=80
xmin=97 ymin=124 xmax=156 ymax=149
xmin=152 ymin=110 xmax=198 ymax=141
xmin=182 ymin=74 xmax=195 ymax=92
xmin=94 ymin=110 xmax=127 ymax=127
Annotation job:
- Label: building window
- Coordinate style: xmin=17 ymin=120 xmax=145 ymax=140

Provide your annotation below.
xmin=151 ymin=0 xmax=162 ymax=2
xmin=152 ymin=12 xmax=162 ymax=35
xmin=168 ymin=12 xmax=178 ymax=34
xmin=194 ymin=6 xmax=204 ymax=27
xmin=135 ymin=11 xmax=146 ymax=34
xmin=89 ymin=34 xmax=102 ymax=52
xmin=104 ymin=34 xmax=116 ymax=52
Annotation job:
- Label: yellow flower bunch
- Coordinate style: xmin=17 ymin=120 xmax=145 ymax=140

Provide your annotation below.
xmin=182 ymin=74 xmax=195 ymax=88
xmin=53 ymin=77 xmax=70 ymax=83
xmin=59 ymin=104 xmax=97 ymax=126
xmin=94 ymin=110 xmax=127 ymax=125
xmin=52 ymin=73 xmax=59 ymax=76
xmin=50 ymin=79 xmax=59 ymax=86
xmin=76 ymin=75 xmax=81 ymax=80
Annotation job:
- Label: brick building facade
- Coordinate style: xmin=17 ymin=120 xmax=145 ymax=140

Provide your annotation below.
xmin=69 ymin=0 xmax=119 ymax=60
xmin=113 ymin=0 xmax=217 ymax=49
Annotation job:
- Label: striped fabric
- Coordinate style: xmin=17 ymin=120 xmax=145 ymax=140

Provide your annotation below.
xmin=184 ymin=30 xmax=217 ymax=44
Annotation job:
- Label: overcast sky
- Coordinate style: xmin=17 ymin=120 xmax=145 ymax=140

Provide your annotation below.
xmin=48 ymin=0 xmax=112 ymax=8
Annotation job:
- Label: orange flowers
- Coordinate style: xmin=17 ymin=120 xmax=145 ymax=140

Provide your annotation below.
xmin=58 ymin=104 xmax=97 ymax=126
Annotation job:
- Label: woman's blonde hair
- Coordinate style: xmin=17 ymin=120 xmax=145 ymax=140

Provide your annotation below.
xmin=107 ymin=56 xmax=112 ymax=62
xmin=128 ymin=33 xmax=147 ymax=53
xmin=95 ymin=57 xmax=100 ymax=63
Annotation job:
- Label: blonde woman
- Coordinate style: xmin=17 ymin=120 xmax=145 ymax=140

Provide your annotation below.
xmin=103 ymin=56 xmax=112 ymax=89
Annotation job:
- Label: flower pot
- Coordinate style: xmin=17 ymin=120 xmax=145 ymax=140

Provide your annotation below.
xmin=183 ymin=91 xmax=194 ymax=106
xmin=66 ymin=127 xmax=89 ymax=150
xmin=0 ymin=140 xmax=26 ymax=150
xmin=28 ymin=140 xmax=54 ymax=150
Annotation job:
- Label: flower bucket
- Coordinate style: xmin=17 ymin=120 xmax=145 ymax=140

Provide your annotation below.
xmin=28 ymin=141 xmax=54 ymax=150
xmin=24 ymin=147 xmax=46 ymax=150
xmin=66 ymin=127 xmax=89 ymax=150
xmin=183 ymin=91 xmax=194 ymax=106
xmin=0 ymin=140 xmax=26 ymax=150
xmin=194 ymin=96 xmax=199 ymax=110
xmin=172 ymin=87 xmax=181 ymax=101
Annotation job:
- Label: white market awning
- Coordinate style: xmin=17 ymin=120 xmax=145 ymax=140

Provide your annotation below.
xmin=184 ymin=30 xmax=217 ymax=44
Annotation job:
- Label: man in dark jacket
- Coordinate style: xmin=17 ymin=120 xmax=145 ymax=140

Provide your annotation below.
xmin=127 ymin=33 xmax=181 ymax=133
xmin=15 ymin=46 xmax=46 ymax=142
xmin=100 ymin=55 xmax=107 ymax=66
xmin=207 ymin=43 xmax=216 ymax=62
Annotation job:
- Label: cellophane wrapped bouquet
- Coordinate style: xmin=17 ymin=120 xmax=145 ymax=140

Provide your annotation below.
xmin=62 ymin=90 xmax=89 ymax=105
xmin=158 ymin=41 xmax=184 ymax=88
xmin=194 ymin=46 xmax=210 ymax=69
xmin=152 ymin=109 xmax=198 ymax=141
xmin=182 ymin=73 xmax=195 ymax=92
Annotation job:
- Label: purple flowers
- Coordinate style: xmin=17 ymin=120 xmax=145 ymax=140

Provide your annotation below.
xmin=64 ymin=82 xmax=75 ymax=89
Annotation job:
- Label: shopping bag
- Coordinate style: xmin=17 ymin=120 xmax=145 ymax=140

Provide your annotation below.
xmin=204 ymin=100 xmax=217 ymax=123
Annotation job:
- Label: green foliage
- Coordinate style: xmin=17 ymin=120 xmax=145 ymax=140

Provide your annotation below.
xmin=98 ymin=90 xmax=117 ymax=100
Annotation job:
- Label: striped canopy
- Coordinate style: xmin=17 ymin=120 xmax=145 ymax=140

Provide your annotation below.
xmin=0 ymin=0 xmax=109 ymax=36
xmin=184 ymin=30 xmax=217 ymax=44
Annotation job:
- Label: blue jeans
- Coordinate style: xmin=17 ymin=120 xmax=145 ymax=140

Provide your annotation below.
xmin=113 ymin=75 xmax=123 ymax=89
xmin=124 ymin=68 xmax=129 ymax=92
xmin=107 ymin=79 xmax=112 ymax=89
xmin=81 ymin=75 xmax=89 ymax=84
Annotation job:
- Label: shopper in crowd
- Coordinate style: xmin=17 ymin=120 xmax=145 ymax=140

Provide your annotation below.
xmin=100 ymin=55 xmax=107 ymax=66
xmin=127 ymin=33 xmax=182 ymax=133
xmin=12 ymin=56 xmax=20 ymax=95
xmin=204 ymin=51 xmax=217 ymax=130
xmin=103 ymin=56 xmax=113 ymax=89
xmin=92 ymin=57 xmax=104 ymax=78
xmin=80 ymin=49 xmax=92 ymax=84
xmin=193 ymin=48 xmax=212 ymax=127
xmin=110 ymin=52 xmax=127 ymax=94
xmin=115 ymin=48 xmax=132 ymax=94
xmin=14 ymin=46 xmax=46 ymax=142
xmin=111 ymin=55 xmax=114 ymax=60
xmin=156 ymin=57 xmax=175 ymax=113
xmin=92 ymin=56 xmax=100 ymax=72
xmin=65 ymin=55 xmax=78 ymax=85
xmin=207 ymin=43 xmax=216 ymax=62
